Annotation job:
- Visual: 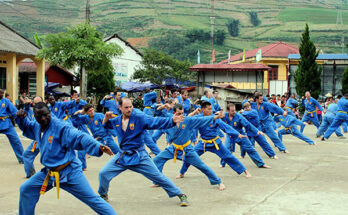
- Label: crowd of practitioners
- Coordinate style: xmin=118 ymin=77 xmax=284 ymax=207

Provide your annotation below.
xmin=0 ymin=87 xmax=347 ymax=215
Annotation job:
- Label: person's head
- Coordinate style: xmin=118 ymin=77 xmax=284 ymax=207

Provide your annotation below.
xmin=271 ymin=94 xmax=276 ymax=99
xmin=227 ymin=103 xmax=236 ymax=116
xmin=0 ymin=89 xmax=4 ymax=99
xmin=156 ymin=97 xmax=161 ymax=104
xmin=201 ymin=101 xmax=212 ymax=116
xmin=21 ymin=91 xmax=27 ymax=97
xmin=281 ymin=95 xmax=285 ymax=100
xmin=166 ymin=99 xmax=174 ymax=109
xmin=172 ymin=91 xmax=178 ymax=98
xmin=5 ymin=93 xmax=10 ymax=99
xmin=119 ymin=97 xmax=133 ymax=117
xmin=33 ymin=102 xmax=51 ymax=129
xmin=305 ymin=91 xmax=311 ymax=99
xmin=291 ymin=93 xmax=296 ymax=99
xmin=137 ymin=93 xmax=143 ymax=99
xmin=344 ymin=93 xmax=348 ymax=99
xmin=327 ymin=97 xmax=334 ymax=104
xmin=253 ymin=91 xmax=259 ymax=97
xmin=114 ymin=90 xmax=121 ymax=101
xmin=213 ymin=90 xmax=219 ymax=99
xmin=182 ymin=90 xmax=189 ymax=100
xmin=144 ymin=88 xmax=150 ymax=93
xmin=173 ymin=103 xmax=184 ymax=116
xmin=48 ymin=96 xmax=56 ymax=106
xmin=203 ymin=90 xmax=209 ymax=97
xmin=255 ymin=93 xmax=263 ymax=104
xmin=243 ymin=102 xmax=251 ymax=111
xmin=277 ymin=94 xmax=281 ymax=100
xmin=32 ymin=96 xmax=43 ymax=106
xmin=71 ymin=90 xmax=78 ymax=100
xmin=83 ymin=104 xmax=94 ymax=117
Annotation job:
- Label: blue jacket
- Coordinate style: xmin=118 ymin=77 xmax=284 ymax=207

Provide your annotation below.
xmin=250 ymin=102 xmax=284 ymax=122
xmin=143 ymin=92 xmax=157 ymax=107
xmin=302 ymin=97 xmax=323 ymax=112
xmin=222 ymin=112 xmax=259 ymax=137
xmin=100 ymin=98 xmax=121 ymax=116
xmin=0 ymin=98 xmax=18 ymax=130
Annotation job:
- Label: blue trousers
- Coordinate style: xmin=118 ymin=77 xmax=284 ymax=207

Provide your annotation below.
xmin=324 ymin=113 xmax=348 ymax=139
xmin=0 ymin=126 xmax=24 ymax=162
xmin=152 ymin=129 xmax=170 ymax=144
xmin=278 ymin=127 xmax=314 ymax=145
xmin=221 ymin=136 xmax=265 ymax=167
xmin=260 ymin=119 xmax=287 ymax=152
xmin=20 ymin=167 xmax=116 ymax=215
xmin=23 ymin=141 xmax=39 ymax=178
xmin=301 ymin=112 xmax=320 ymax=133
xmin=244 ymin=135 xmax=276 ymax=158
xmin=153 ymin=145 xmax=221 ymax=185
xmin=190 ymin=129 xmax=198 ymax=142
xmin=143 ymin=109 xmax=154 ymax=136
xmin=316 ymin=115 xmax=343 ymax=137
xmin=342 ymin=122 xmax=348 ymax=133
xmin=77 ymin=150 xmax=87 ymax=170
xmin=286 ymin=109 xmax=296 ymax=117
xmin=144 ymin=130 xmax=161 ymax=155
xmin=98 ymin=154 xmax=182 ymax=197
xmin=179 ymin=139 xmax=246 ymax=175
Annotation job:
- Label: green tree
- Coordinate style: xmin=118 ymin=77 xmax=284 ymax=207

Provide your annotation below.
xmin=132 ymin=49 xmax=194 ymax=85
xmin=249 ymin=12 xmax=261 ymax=26
xmin=36 ymin=22 xmax=123 ymax=98
xmin=226 ymin=19 xmax=240 ymax=37
xmin=87 ymin=63 xmax=115 ymax=98
xmin=295 ymin=24 xmax=321 ymax=99
xmin=342 ymin=66 xmax=348 ymax=94
xmin=214 ymin=29 xmax=226 ymax=45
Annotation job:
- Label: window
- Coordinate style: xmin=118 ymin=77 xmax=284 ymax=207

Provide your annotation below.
xmin=0 ymin=67 xmax=6 ymax=89
xmin=268 ymin=65 xmax=278 ymax=81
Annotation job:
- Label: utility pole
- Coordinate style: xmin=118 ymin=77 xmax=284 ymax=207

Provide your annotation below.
xmin=80 ymin=0 xmax=90 ymax=99
xmin=210 ymin=0 xmax=215 ymax=64
xmin=336 ymin=7 xmax=344 ymax=53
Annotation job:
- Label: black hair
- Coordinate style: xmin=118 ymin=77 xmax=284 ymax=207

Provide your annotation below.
xmin=33 ymin=102 xmax=49 ymax=112
xmin=254 ymin=93 xmax=263 ymax=101
xmin=71 ymin=90 xmax=78 ymax=96
xmin=173 ymin=104 xmax=183 ymax=112
xmin=83 ymin=103 xmax=93 ymax=112
xmin=201 ymin=101 xmax=212 ymax=109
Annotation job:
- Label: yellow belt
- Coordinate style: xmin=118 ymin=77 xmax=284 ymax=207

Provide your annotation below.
xmin=112 ymin=114 xmax=118 ymax=118
xmin=31 ymin=141 xmax=37 ymax=152
xmin=285 ymin=126 xmax=293 ymax=134
xmin=63 ymin=115 xmax=68 ymax=121
xmin=201 ymin=136 xmax=220 ymax=152
xmin=40 ymin=161 xmax=71 ymax=199
xmin=338 ymin=111 xmax=347 ymax=114
xmin=0 ymin=116 xmax=9 ymax=121
xmin=285 ymin=106 xmax=292 ymax=110
xmin=172 ymin=140 xmax=191 ymax=163
xmin=144 ymin=106 xmax=151 ymax=109
xmin=306 ymin=110 xmax=316 ymax=117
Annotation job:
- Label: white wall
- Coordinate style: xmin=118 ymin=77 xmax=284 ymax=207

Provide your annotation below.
xmin=106 ymin=38 xmax=143 ymax=84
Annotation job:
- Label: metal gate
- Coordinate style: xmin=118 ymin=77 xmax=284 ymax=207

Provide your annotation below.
xmin=269 ymin=80 xmax=287 ymax=95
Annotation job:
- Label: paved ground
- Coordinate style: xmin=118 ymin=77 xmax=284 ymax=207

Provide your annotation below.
xmin=0 ymin=125 xmax=348 ymax=215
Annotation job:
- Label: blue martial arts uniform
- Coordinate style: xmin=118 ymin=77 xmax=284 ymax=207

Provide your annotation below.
xmin=143 ymin=91 xmax=157 ymax=116
xmin=285 ymin=98 xmax=298 ymax=117
xmin=100 ymin=98 xmax=121 ymax=116
xmin=221 ymin=113 xmax=265 ymax=167
xmin=300 ymin=97 xmax=323 ymax=132
xmin=16 ymin=116 xmax=116 ymax=215
xmin=250 ymin=102 xmax=287 ymax=152
xmin=49 ymin=100 xmax=76 ymax=123
xmin=152 ymin=108 xmax=172 ymax=143
xmin=211 ymin=98 xmax=221 ymax=112
xmin=274 ymin=115 xmax=314 ymax=145
xmin=153 ymin=116 xmax=222 ymax=185
xmin=182 ymin=98 xmax=191 ymax=116
xmin=0 ymin=97 xmax=24 ymax=163
xmin=98 ymin=110 xmax=182 ymax=198
xmin=73 ymin=112 xmax=120 ymax=154
xmin=179 ymin=114 xmax=246 ymax=175
xmin=316 ymin=103 xmax=343 ymax=137
xmin=241 ymin=109 xmax=276 ymax=158
xmin=324 ymin=97 xmax=348 ymax=139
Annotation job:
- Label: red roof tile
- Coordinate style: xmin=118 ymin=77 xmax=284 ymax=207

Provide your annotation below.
xmin=219 ymin=41 xmax=299 ymax=64
xmin=189 ymin=63 xmax=270 ymax=72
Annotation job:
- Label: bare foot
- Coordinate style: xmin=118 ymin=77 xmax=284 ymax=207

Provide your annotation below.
xmin=82 ymin=168 xmax=87 ymax=171
xmin=311 ymin=142 xmax=317 ymax=146
xmin=219 ymin=165 xmax=225 ymax=168
xmin=282 ymin=150 xmax=290 ymax=154
xmin=270 ymin=155 xmax=279 ymax=160
xmin=150 ymin=184 xmax=160 ymax=188
xmin=86 ymin=154 xmax=91 ymax=159
xmin=176 ymin=174 xmax=185 ymax=179
xmin=260 ymin=164 xmax=272 ymax=169
xmin=219 ymin=183 xmax=226 ymax=191
xmin=244 ymin=170 xmax=252 ymax=178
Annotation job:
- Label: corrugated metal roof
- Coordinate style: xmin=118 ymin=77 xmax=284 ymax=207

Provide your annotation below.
xmin=190 ymin=63 xmax=270 ymax=72
xmin=219 ymin=41 xmax=299 ymax=64
xmin=288 ymin=53 xmax=348 ymax=60
xmin=0 ymin=20 xmax=39 ymax=56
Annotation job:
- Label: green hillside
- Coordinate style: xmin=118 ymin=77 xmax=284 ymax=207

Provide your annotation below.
xmin=1 ymin=0 xmax=348 ymax=63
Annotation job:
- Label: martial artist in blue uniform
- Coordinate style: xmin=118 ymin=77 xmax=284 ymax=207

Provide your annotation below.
xmin=251 ymin=94 xmax=288 ymax=153
xmin=100 ymin=91 xmax=122 ymax=117
xmin=181 ymin=90 xmax=192 ymax=115
xmin=22 ymin=96 xmax=43 ymax=178
xmin=284 ymin=96 xmax=298 ymax=117
xmin=221 ymin=103 xmax=271 ymax=168
xmin=274 ymin=113 xmax=315 ymax=145
xmin=178 ymin=102 xmax=251 ymax=179
xmin=153 ymin=104 xmax=227 ymax=191
xmin=47 ymin=95 xmax=75 ymax=123
xmin=323 ymin=94 xmax=348 ymax=140
xmin=0 ymin=89 xmax=24 ymax=163
xmin=241 ymin=102 xmax=277 ymax=159
xmin=16 ymin=102 xmax=116 ymax=215
xmin=152 ymin=101 xmax=174 ymax=144
xmin=72 ymin=104 xmax=120 ymax=154
xmin=212 ymin=91 xmax=221 ymax=112
xmin=300 ymin=91 xmax=323 ymax=133
xmin=316 ymin=100 xmax=344 ymax=138
xmin=143 ymin=89 xmax=157 ymax=116
xmin=98 ymin=98 xmax=189 ymax=206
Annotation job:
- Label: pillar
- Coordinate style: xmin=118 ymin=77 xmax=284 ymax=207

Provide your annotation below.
xmin=6 ymin=53 xmax=17 ymax=104
xmin=34 ymin=58 xmax=45 ymax=99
